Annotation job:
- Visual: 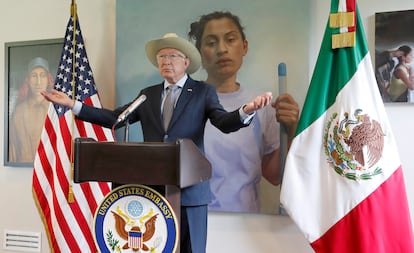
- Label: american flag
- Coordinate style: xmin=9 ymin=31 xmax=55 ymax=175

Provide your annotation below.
xmin=32 ymin=6 xmax=113 ymax=253
xmin=128 ymin=231 xmax=143 ymax=249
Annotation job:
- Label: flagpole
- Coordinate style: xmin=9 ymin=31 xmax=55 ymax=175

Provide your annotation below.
xmin=67 ymin=0 xmax=78 ymax=203
xmin=278 ymin=62 xmax=288 ymax=215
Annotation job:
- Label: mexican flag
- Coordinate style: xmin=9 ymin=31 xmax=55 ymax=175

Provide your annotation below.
xmin=280 ymin=1 xmax=414 ymax=252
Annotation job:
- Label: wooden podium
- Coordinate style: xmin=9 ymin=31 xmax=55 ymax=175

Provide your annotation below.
xmin=73 ymin=137 xmax=212 ymax=252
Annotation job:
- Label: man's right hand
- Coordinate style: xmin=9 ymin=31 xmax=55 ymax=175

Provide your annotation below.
xmin=41 ymin=89 xmax=75 ymax=109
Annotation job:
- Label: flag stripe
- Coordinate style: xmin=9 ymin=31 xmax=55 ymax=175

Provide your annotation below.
xmin=46 ymin=115 xmax=82 ymax=252
xmin=296 ymin=4 xmax=366 ymax=136
xmin=32 ymin=12 xmax=113 ymax=253
xmin=34 ymin=119 xmax=69 ymax=252
xmin=311 ymin=167 xmax=414 ymax=253
xmin=345 ymin=0 xmax=356 ymax=32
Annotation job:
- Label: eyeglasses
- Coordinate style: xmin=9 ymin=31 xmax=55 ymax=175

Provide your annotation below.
xmin=156 ymin=54 xmax=186 ymax=61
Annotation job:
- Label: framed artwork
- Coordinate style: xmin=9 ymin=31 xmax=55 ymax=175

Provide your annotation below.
xmin=4 ymin=38 xmax=63 ymax=167
xmin=375 ymin=9 xmax=414 ymax=103
xmin=116 ymin=0 xmax=310 ymax=215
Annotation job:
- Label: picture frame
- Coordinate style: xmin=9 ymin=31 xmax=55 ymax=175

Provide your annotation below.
xmin=116 ymin=0 xmax=302 ymax=215
xmin=375 ymin=9 xmax=414 ymax=103
xmin=4 ymin=38 xmax=63 ymax=167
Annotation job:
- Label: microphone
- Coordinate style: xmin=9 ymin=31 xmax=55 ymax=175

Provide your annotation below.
xmin=114 ymin=94 xmax=147 ymax=126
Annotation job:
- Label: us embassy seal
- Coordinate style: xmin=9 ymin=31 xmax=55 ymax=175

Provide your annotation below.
xmin=94 ymin=184 xmax=178 ymax=252
xmin=323 ymin=109 xmax=384 ymax=181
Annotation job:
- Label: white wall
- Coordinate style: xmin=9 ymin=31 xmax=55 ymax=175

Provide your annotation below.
xmin=0 ymin=1 xmax=413 ymax=253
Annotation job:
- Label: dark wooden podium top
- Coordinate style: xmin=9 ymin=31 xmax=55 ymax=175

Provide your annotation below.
xmin=74 ymin=138 xmax=211 ymax=188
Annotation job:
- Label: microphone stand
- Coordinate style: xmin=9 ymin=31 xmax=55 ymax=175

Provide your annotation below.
xmin=123 ymin=120 xmax=130 ymax=142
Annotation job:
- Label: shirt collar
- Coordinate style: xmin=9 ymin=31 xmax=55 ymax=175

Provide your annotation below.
xmin=164 ymin=74 xmax=188 ymax=89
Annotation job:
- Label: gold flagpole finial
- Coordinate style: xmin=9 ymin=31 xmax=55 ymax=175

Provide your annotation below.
xmin=71 ymin=0 xmax=77 ymax=17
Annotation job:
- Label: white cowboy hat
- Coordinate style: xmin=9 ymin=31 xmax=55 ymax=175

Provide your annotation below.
xmin=145 ymin=33 xmax=201 ymax=74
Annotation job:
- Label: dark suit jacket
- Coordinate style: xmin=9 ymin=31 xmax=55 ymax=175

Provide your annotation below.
xmin=77 ymin=76 xmax=248 ymax=206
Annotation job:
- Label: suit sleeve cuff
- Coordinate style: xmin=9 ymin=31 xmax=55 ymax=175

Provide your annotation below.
xmin=72 ymin=100 xmax=83 ymax=115
xmin=239 ymin=105 xmax=255 ymax=124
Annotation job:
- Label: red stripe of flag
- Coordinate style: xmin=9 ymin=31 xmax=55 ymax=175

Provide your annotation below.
xmin=311 ymin=167 xmax=414 ymax=253
xmin=346 ymin=0 xmax=356 ymax=32
xmin=44 ymin=115 xmax=81 ymax=252
xmin=57 ymin=116 xmax=98 ymax=252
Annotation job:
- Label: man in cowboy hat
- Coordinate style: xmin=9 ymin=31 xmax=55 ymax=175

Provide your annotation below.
xmin=42 ymin=33 xmax=273 ymax=253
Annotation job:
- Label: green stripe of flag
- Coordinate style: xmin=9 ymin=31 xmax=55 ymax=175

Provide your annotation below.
xmin=295 ymin=5 xmax=369 ymax=135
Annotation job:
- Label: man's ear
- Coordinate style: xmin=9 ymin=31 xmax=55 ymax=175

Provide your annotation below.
xmin=185 ymin=58 xmax=191 ymax=68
